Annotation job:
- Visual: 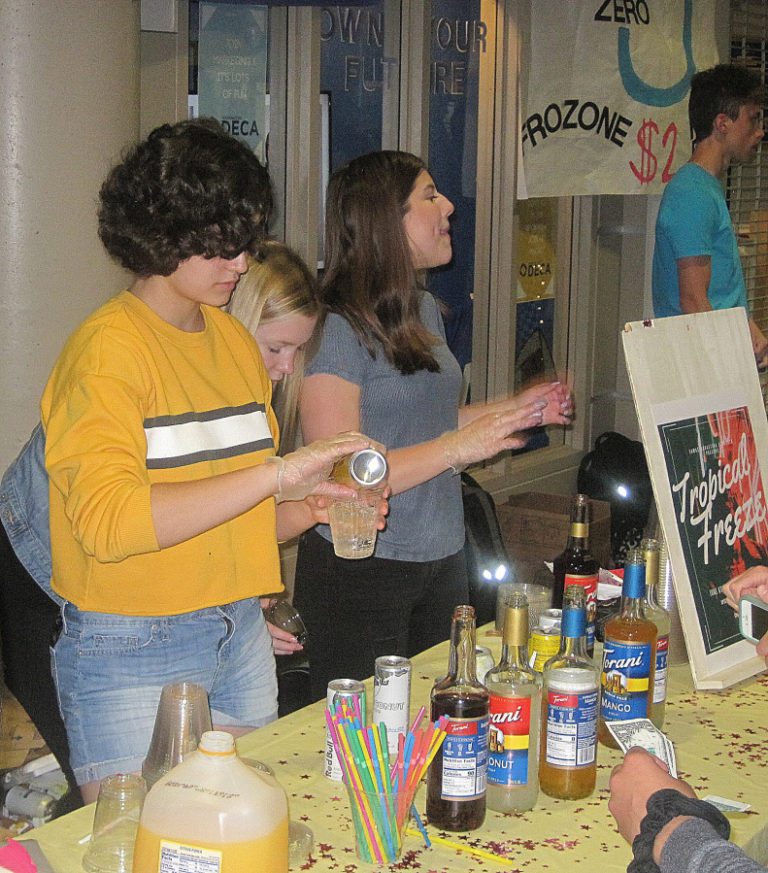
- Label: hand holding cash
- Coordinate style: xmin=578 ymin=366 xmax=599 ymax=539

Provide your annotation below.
xmin=606 ymin=718 xmax=677 ymax=777
xmin=608 ymin=745 xmax=695 ymax=846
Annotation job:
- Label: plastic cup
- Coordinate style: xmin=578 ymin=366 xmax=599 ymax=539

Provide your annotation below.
xmin=344 ymin=784 xmax=412 ymax=864
xmin=263 ymin=599 xmax=308 ymax=646
xmin=496 ymin=581 xmax=551 ymax=632
xmin=327 ymin=490 xmax=380 ymax=559
xmin=82 ymin=773 xmax=147 ymax=873
xmin=141 ymin=681 xmax=212 ymax=788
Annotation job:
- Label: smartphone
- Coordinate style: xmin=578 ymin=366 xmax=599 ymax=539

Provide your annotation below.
xmin=738 ymin=594 xmax=768 ymax=644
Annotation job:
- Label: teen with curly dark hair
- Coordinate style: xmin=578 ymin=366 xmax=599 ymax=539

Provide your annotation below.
xmin=40 ymin=119 xmax=380 ymax=803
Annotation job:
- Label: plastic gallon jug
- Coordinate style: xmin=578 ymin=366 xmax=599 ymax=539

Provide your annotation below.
xmin=133 ymin=731 xmax=288 ymax=873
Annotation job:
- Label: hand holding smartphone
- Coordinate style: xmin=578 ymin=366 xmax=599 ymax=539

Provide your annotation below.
xmin=738 ymin=594 xmax=768 ymax=644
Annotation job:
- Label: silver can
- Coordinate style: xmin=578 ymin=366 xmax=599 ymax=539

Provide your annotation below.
xmin=325 ymin=678 xmax=367 ymax=781
xmin=373 ymin=655 xmax=411 ymax=756
xmin=331 ymin=449 xmax=388 ymax=488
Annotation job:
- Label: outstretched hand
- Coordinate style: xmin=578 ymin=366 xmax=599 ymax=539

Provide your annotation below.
xmin=441 ymin=398 xmax=548 ymax=471
xmin=512 ymin=381 xmax=574 ymax=426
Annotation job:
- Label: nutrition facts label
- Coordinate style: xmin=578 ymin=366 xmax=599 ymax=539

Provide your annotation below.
xmin=160 ymin=841 xmax=223 ymax=873
xmin=440 ymin=716 xmax=489 ymax=799
xmin=545 ymin=689 xmax=597 ymax=767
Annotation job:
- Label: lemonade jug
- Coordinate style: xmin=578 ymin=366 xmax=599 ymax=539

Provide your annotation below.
xmin=133 ymin=730 xmax=288 ymax=873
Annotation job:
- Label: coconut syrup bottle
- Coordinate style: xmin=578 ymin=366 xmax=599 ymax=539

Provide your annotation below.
xmin=598 ymin=548 xmax=658 ymax=748
xmin=539 ymin=586 xmax=599 ymax=800
xmin=485 ymin=596 xmax=540 ymax=813
xmin=427 ymin=605 xmax=489 ymax=831
xmin=552 ymin=494 xmax=600 ymax=657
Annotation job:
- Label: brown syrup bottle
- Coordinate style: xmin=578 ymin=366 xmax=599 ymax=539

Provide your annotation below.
xmin=426 ymin=605 xmax=489 ymax=831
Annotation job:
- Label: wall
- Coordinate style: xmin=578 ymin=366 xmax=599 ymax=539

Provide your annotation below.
xmin=0 ymin=0 xmax=140 ymax=467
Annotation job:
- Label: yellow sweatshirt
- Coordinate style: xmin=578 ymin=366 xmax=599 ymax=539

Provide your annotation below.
xmin=41 ymin=291 xmax=282 ymax=615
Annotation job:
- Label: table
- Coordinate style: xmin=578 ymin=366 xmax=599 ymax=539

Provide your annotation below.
xmin=22 ymin=628 xmax=768 ymax=872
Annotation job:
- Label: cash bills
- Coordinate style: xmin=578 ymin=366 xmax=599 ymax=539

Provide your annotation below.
xmin=702 ymin=795 xmax=751 ymax=813
xmin=606 ymin=718 xmax=677 ymax=777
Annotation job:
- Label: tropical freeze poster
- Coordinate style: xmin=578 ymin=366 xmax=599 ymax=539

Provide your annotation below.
xmin=658 ymin=404 xmax=768 ymax=654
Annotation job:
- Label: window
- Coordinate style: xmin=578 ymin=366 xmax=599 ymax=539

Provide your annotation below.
xmin=187 ymin=1 xmax=580 ymax=493
xmin=730 ymin=2 xmax=768 ymax=339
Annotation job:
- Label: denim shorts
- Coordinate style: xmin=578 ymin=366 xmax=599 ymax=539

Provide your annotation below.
xmin=50 ymin=597 xmax=277 ymax=785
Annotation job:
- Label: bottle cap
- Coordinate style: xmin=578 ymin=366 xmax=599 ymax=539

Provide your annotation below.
xmin=622 ymin=548 xmax=646 ymax=598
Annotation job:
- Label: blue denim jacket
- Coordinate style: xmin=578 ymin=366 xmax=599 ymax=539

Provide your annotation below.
xmin=0 ymin=423 xmax=60 ymax=603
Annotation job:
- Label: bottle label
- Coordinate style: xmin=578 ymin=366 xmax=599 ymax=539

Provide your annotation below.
xmin=487 ymin=695 xmax=531 ymax=786
xmin=160 ymin=840 xmax=222 ymax=872
xmin=564 ymin=574 xmax=598 ymax=647
xmin=544 ymin=689 xmax=597 ymax=768
xmin=653 ymin=635 xmax=669 ymax=704
xmin=530 ymin=631 xmax=561 ymax=673
xmin=440 ymin=716 xmax=489 ymax=799
xmin=600 ymin=639 xmax=653 ymax=720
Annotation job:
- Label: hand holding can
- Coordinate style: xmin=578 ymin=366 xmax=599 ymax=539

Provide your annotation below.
xmin=327 ymin=449 xmax=388 ymax=559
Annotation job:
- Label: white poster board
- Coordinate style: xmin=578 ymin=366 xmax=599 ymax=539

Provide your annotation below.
xmin=622 ymin=309 xmax=768 ymax=688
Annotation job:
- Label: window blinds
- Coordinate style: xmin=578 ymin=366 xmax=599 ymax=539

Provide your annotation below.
xmin=730 ymin=1 xmax=768 ymax=335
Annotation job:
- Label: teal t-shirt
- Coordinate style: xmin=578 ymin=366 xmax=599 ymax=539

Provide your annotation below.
xmin=652 ymin=162 xmax=748 ymax=318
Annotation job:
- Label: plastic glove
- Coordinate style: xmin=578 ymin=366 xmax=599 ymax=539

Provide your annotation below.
xmin=440 ymin=399 xmax=546 ymax=472
xmin=266 ymin=432 xmax=373 ymax=503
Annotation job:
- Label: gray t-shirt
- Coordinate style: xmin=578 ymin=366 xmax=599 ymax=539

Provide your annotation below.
xmin=306 ymin=292 xmax=465 ymax=562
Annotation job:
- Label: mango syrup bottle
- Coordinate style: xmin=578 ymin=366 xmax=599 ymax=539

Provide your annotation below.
xmin=598 ymin=548 xmax=658 ymax=748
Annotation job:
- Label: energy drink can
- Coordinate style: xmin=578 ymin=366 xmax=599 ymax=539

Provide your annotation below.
xmin=373 ymin=655 xmax=411 ymax=756
xmin=330 ymin=449 xmax=388 ymax=488
xmin=325 ymin=678 xmax=367 ymax=781
xmin=530 ymin=609 xmax=562 ymax=673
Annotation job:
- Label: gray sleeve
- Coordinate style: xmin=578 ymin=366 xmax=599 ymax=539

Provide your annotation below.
xmin=304 ymin=312 xmax=370 ymax=386
xmin=660 ymin=817 xmax=766 ymax=873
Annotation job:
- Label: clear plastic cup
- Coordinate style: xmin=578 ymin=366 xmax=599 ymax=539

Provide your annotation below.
xmin=327 ymin=490 xmax=381 ymax=559
xmin=83 ymin=773 xmax=147 ymax=873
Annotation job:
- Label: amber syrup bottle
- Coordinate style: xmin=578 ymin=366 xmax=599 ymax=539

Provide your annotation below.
xmin=539 ymin=585 xmax=599 ymax=800
xmin=552 ymin=494 xmax=600 ymax=657
xmin=598 ymin=548 xmax=658 ymax=747
xmin=427 ymin=605 xmax=489 ymax=831
xmin=641 ymin=537 xmax=670 ymax=729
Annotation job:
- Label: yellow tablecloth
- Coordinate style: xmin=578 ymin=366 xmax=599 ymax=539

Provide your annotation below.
xmin=22 ymin=628 xmax=768 ymax=872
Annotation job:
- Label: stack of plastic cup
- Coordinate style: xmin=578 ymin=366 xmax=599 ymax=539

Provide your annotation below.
xmin=141 ymin=681 xmax=213 ymax=788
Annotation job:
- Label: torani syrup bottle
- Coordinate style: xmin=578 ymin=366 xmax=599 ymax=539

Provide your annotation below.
xmin=485 ymin=596 xmax=540 ymax=813
xmin=539 ymin=586 xmax=599 ymax=800
xmin=598 ymin=548 xmax=658 ymax=747
xmin=641 ymin=536 xmax=670 ymax=729
xmin=552 ymin=494 xmax=600 ymax=657
xmin=427 ymin=605 xmax=489 ymax=831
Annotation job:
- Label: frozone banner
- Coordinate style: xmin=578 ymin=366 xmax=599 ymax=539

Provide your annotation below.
xmin=520 ymin=0 xmax=720 ymax=197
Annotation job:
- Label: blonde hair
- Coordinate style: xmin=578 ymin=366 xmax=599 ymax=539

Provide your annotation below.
xmin=226 ymin=240 xmax=321 ymax=453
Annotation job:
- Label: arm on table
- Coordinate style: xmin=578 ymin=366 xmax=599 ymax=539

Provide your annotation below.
xmin=609 ymin=747 xmax=764 ymax=873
